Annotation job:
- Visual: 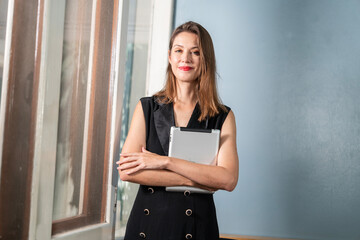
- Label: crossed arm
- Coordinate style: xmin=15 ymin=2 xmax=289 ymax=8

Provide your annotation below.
xmin=117 ymin=101 xmax=239 ymax=192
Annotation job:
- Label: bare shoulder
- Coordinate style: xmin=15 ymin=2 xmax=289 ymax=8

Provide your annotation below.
xmin=128 ymin=101 xmax=146 ymax=131
xmin=133 ymin=100 xmax=145 ymax=117
xmin=222 ymin=110 xmax=236 ymax=136
xmin=218 ymin=109 xmax=238 ymax=158
xmin=218 ymin=109 xmax=237 ymax=152
xmin=121 ymin=100 xmax=146 ymax=153
xmin=217 ymin=109 xmax=239 ymax=188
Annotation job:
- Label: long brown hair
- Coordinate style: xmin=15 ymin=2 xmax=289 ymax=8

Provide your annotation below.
xmin=155 ymin=21 xmax=227 ymax=121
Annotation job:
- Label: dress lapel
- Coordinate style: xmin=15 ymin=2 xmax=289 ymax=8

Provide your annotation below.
xmin=153 ymin=101 xmax=208 ymax=155
xmin=153 ymin=101 xmax=174 ymax=155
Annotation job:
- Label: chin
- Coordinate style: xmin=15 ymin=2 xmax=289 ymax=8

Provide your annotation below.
xmin=176 ymin=77 xmax=197 ymax=83
xmin=175 ymin=74 xmax=199 ymax=83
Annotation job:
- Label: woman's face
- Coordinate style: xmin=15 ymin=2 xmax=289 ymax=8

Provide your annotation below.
xmin=169 ymin=32 xmax=201 ymax=83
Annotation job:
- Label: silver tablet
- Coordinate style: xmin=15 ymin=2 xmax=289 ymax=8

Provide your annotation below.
xmin=165 ymin=126 xmax=220 ymax=194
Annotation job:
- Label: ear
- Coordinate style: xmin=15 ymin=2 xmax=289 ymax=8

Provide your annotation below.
xmin=168 ymin=50 xmax=171 ymax=63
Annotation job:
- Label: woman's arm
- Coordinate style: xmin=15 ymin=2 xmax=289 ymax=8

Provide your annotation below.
xmin=118 ymin=101 xmax=203 ymax=188
xmin=119 ymin=110 xmax=239 ymax=192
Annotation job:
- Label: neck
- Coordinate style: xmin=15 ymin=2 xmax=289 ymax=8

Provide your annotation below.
xmin=175 ymin=80 xmax=197 ymax=105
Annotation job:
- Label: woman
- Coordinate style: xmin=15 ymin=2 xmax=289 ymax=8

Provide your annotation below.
xmin=117 ymin=21 xmax=239 ymax=240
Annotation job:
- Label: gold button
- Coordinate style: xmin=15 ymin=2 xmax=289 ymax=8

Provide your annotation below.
xmin=184 ymin=190 xmax=191 ymax=196
xmin=147 ymin=187 xmax=154 ymax=194
xmin=185 ymin=233 xmax=193 ymax=239
xmin=144 ymin=208 xmax=150 ymax=215
xmin=139 ymin=232 xmax=146 ymax=238
xmin=185 ymin=209 xmax=192 ymax=216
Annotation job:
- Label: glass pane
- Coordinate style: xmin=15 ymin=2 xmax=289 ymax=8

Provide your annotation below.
xmin=115 ymin=0 xmax=153 ymax=237
xmin=0 ymin=0 xmax=9 ymax=97
xmin=53 ymin=0 xmax=93 ymax=221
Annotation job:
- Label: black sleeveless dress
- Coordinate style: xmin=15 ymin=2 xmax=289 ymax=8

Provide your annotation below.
xmin=124 ymin=96 xmax=230 ymax=240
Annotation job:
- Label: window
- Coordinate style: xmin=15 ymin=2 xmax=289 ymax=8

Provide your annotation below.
xmin=115 ymin=0 xmax=175 ymax=238
xmin=51 ymin=0 xmax=121 ymax=235
xmin=0 ymin=0 xmax=173 ymax=238
xmin=52 ymin=0 xmax=94 ymax=221
xmin=115 ymin=0 xmax=153 ymax=236
xmin=0 ymin=0 xmax=128 ymax=239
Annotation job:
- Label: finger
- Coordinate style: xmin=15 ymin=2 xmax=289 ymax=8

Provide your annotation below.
xmin=118 ymin=156 xmax=143 ymax=164
xmin=118 ymin=161 xmax=140 ymax=171
xmin=125 ymin=164 xmax=144 ymax=175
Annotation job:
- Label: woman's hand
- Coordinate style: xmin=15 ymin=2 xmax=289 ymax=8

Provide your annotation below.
xmin=117 ymin=147 xmax=169 ymax=175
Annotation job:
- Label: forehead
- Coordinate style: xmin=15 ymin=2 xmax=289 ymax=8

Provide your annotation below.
xmin=172 ymin=32 xmax=199 ymax=48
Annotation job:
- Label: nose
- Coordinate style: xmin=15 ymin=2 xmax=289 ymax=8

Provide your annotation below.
xmin=181 ymin=51 xmax=192 ymax=63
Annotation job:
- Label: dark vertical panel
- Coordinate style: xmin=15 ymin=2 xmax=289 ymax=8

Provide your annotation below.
xmin=101 ymin=0 xmax=120 ymax=222
xmin=85 ymin=0 xmax=115 ymax=221
xmin=0 ymin=0 xmax=44 ymax=239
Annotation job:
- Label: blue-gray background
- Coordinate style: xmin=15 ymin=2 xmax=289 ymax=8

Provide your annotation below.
xmin=174 ymin=0 xmax=360 ymax=239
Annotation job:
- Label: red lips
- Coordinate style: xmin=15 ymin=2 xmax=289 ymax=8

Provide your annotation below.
xmin=179 ymin=66 xmax=193 ymax=71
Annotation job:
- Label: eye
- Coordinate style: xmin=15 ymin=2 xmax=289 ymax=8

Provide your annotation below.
xmin=192 ymin=51 xmax=200 ymax=56
xmin=174 ymin=49 xmax=182 ymax=53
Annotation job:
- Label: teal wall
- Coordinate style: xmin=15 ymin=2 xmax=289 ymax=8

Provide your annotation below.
xmin=174 ymin=1 xmax=360 ymax=239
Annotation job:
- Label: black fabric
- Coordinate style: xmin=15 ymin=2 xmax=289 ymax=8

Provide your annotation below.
xmin=124 ymin=96 xmax=231 ymax=240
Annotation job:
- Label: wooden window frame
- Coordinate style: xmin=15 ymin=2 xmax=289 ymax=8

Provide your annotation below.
xmin=0 ymin=0 xmax=129 ymax=238
xmin=0 ymin=0 xmax=44 ymax=239
xmin=52 ymin=0 xmax=120 ymax=235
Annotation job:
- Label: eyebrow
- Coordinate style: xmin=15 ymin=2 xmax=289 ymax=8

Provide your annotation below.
xmin=173 ymin=44 xmax=199 ymax=49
